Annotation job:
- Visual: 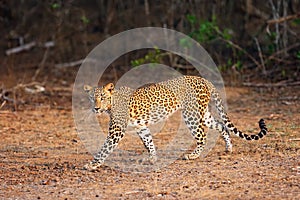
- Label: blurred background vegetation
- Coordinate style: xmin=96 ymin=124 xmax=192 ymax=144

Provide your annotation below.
xmin=1 ymin=0 xmax=300 ymax=88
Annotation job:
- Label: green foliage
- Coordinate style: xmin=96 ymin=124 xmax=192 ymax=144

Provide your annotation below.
xmin=186 ymin=14 xmax=246 ymax=71
xmin=186 ymin=14 xmax=197 ymax=25
xmin=130 ymin=48 xmax=162 ymax=67
xmin=266 ymin=31 xmax=277 ymax=54
xmin=281 ymin=69 xmax=286 ymax=77
xmin=292 ymin=18 xmax=300 ymax=26
xmin=130 ymin=15 xmax=240 ymax=70
xmin=235 ymin=60 xmax=243 ymax=70
xmin=296 ymin=51 xmax=300 ymax=60
xmin=187 ymin=14 xmax=232 ymax=43
xmin=50 ymin=3 xmax=61 ymax=9
xmin=81 ymin=15 xmax=90 ymax=24
xmin=179 ymin=37 xmax=193 ymax=48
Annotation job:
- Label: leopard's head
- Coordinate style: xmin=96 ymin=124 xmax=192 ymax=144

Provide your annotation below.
xmin=84 ymin=83 xmax=114 ymax=113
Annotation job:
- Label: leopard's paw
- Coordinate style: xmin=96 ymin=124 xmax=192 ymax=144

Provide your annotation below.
xmin=83 ymin=160 xmax=103 ymax=171
xmin=141 ymin=155 xmax=157 ymax=165
xmin=225 ymin=145 xmax=233 ymax=153
xmin=183 ymin=153 xmax=200 ymax=160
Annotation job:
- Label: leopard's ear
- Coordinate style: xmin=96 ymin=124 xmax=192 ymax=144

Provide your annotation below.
xmin=104 ymin=83 xmax=114 ymax=93
xmin=83 ymin=84 xmax=93 ymax=93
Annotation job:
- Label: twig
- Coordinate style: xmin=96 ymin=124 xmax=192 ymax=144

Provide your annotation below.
xmin=0 ymin=81 xmax=45 ymax=110
xmin=13 ymin=81 xmax=45 ymax=90
xmin=212 ymin=20 xmax=262 ymax=68
xmin=219 ymin=38 xmax=261 ymax=68
xmin=32 ymin=46 xmax=50 ymax=81
xmin=267 ymin=42 xmax=300 ymax=61
xmin=267 ymin=56 xmax=295 ymax=65
xmin=0 ymin=100 xmax=6 ymax=110
xmin=254 ymin=37 xmax=266 ymax=75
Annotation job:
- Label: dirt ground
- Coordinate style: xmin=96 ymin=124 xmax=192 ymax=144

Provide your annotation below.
xmin=0 ymin=78 xmax=299 ymax=199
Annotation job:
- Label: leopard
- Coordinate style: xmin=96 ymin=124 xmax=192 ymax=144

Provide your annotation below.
xmin=83 ymin=75 xmax=267 ymax=171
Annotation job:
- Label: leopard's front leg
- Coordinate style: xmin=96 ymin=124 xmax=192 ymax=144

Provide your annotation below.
xmin=84 ymin=121 xmax=126 ymax=171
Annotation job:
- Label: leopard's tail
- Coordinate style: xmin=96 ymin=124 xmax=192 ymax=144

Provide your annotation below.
xmin=209 ymin=84 xmax=267 ymax=140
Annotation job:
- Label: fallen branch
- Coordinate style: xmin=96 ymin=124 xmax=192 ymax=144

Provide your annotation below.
xmin=0 ymin=81 xmax=46 ymax=110
xmin=5 ymin=41 xmax=55 ymax=56
xmin=5 ymin=41 xmax=36 ymax=55
xmin=24 ymin=85 xmax=45 ymax=94
xmin=51 ymin=87 xmax=73 ymax=92
xmin=55 ymin=58 xmax=97 ymax=68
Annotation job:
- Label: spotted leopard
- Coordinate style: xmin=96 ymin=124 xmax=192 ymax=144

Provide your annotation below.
xmin=83 ymin=76 xmax=267 ymax=171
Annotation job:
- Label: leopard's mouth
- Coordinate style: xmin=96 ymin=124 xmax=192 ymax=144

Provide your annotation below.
xmin=92 ymin=108 xmax=103 ymax=113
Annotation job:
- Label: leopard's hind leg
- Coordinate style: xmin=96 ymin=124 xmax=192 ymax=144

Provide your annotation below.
xmin=182 ymin=108 xmax=207 ymax=160
xmin=203 ymin=110 xmax=232 ymax=152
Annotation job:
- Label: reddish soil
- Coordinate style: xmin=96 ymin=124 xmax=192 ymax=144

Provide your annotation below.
xmin=0 ymin=79 xmax=299 ymax=199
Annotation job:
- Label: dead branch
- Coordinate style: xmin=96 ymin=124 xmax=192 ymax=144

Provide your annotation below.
xmin=55 ymin=58 xmax=97 ymax=68
xmin=267 ymin=56 xmax=295 ymax=65
xmin=5 ymin=41 xmax=36 ymax=55
xmin=267 ymin=42 xmax=300 ymax=61
xmin=267 ymin=12 xmax=300 ymax=24
xmin=0 ymin=81 xmax=46 ymax=110
xmin=24 ymin=85 xmax=45 ymax=94
xmin=219 ymin=38 xmax=261 ymax=69
xmin=254 ymin=37 xmax=266 ymax=75
xmin=55 ymin=59 xmax=85 ymax=68
xmin=13 ymin=81 xmax=45 ymax=90
xmin=5 ymin=41 xmax=55 ymax=56
xmin=0 ymin=101 xmax=6 ymax=110
xmin=32 ymin=46 xmax=50 ymax=81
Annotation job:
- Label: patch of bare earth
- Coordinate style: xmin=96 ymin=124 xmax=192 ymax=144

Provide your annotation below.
xmin=0 ymin=85 xmax=299 ymax=199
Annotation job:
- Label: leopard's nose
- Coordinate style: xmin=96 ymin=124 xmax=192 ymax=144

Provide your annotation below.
xmin=93 ymin=107 xmax=100 ymax=113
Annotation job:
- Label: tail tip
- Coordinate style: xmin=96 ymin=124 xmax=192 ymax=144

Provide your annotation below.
xmin=258 ymin=118 xmax=268 ymax=132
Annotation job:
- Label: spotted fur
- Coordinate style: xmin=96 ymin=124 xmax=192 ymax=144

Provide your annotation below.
xmin=83 ymin=76 xmax=267 ymax=171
